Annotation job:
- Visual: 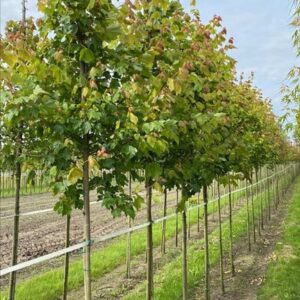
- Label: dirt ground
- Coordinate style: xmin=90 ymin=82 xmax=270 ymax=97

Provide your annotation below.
xmin=0 ymin=189 xmax=177 ymax=288
xmin=192 ymin=183 xmax=294 ymax=300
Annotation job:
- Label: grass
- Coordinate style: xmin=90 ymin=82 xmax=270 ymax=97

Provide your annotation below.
xmin=258 ymin=176 xmax=300 ymax=300
xmin=123 ymin=180 xmax=285 ymax=299
xmin=0 ymin=188 xmax=246 ymax=300
xmin=0 ymin=184 xmax=49 ymax=198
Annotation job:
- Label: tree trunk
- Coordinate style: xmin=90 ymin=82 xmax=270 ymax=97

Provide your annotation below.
xmin=146 ymin=180 xmax=153 ymax=300
xmin=188 ymin=200 xmax=191 ymax=239
xmin=175 ymin=188 xmax=179 ymax=247
xmin=255 ymin=170 xmax=264 ymax=235
xmin=211 ymin=184 xmax=215 ymax=221
xmin=228 ymin=179 xmax=235 ymax=276
xmin=217 ymin=182 xmax=225 ymax=294
xmin=197 ymin=192 xmax=200 ymax=233
xmin=276 ymin=171 xmax=280 ymax=209
xmin=126 ymin=174 xmax=132 ymax=278
xmin=267 ymin=172 xmax=272 ymax=221
xmin=181 ymin=189 xmax=188 ymax=300
xmin=161 ymin=188 xmax=167 ymax=254
xmin=63 ymin=214 xmax=71 ymax=300
xmin=203 ymin=185 xmax=210 ymax=300
xmin=245 ymin=181 xmax=251 ymax=251
xmin=8 ymin=158 xmax=21 ymax=300
xmin=255 ymin=169 xmax=261 ymax=237
xmin=0 ymin=171 xmax=2 ymax=198
xmin=82 ymin=134 xmax=91 ymax=300
xmin=250 ymin=173 xmax=256 ymax=243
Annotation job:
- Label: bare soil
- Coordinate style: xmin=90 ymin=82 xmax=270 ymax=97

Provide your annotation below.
xmin=0 ymin=189 xmax=177 ymax=288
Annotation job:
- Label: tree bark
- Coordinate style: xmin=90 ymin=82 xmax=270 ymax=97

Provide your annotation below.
xmin=203 ymin=185 xmax=210 ymax=300
xmin=250 ymin=173 xmax=256 ymax=243
xmin=197 ymin=192 xmax=200 ymax=232
xmin=82 ymin=135 xmax=92 ymax=300
xmin=175 ymin=188 xmax=179 ymax=247
xmin=217 ymin=182 xmax=225 ymax=294
xmin=63 ymin=214 xmax=71 ymax=300
xmin=161 ymin=188 xmax=167 ymax=254
xmin=228 ymin=179 xmax=235 ymax=276
xmin=182 ymin=189 xmax=188 ymax=300
xmin=146 ymin=180 xmax=153 ymax=300
xmin=126 ymin=174 xmax=132 ymax=278
xmin=255 ymin=169 xmax=264 ymax=235
xmin=245 ymin=181 xmax=251 ymax=251
xmin=8 ymin=157 xmax=21 ymax=300
xmin=267 ymin=172 xmax=272 ymax=221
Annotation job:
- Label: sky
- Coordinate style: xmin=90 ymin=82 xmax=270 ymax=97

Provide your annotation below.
xmin=0 ymin=0 xmax=298 ymax=117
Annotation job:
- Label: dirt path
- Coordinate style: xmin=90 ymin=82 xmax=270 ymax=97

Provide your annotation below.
xmin=192 ymin=181 xmax=294 ymax=300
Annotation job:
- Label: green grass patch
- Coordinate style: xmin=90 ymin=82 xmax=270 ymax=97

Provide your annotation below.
xmin=0 ymin=189 xmax=245 ymax=300
xmin=0 ymin=185 xmax=49 ymax=198
xmin=258 ymin=177 xmax=300 ymax=300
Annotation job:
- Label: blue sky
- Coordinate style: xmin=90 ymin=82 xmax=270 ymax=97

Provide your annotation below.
xmin=1 ymin=0 xmax=297 ymax=116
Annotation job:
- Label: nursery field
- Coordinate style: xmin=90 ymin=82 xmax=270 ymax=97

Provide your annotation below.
xmin=1 ymin=166 xmax=299 ymax=300
xmin=1 ymin=0 xmax=300 ymax=300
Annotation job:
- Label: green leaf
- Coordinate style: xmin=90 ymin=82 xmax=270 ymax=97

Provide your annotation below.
xmin=2 ymin=51 xmax=18 ymax=67
xmin=49 ymin=166 xmax=57 ymax=177
xmin=133 ymin=195 xmax=144 ymax=210
xmin=145 ymin=163 xmax=162 ymax=180
xmin=128 ymin=112 xmax=138 ymax=125
xmin=79 ymin=48 xmax=95 ymax=64
xmin=33 ymin=86 xmax=50 ymax=96
xmin=153 ymin=182 xmax=163 ymax=193
xmin=105 ymin=24 xmax=121 ymax=40
xmin=87 ymin=0 xmax=95 ymax=10
xmin=167 ymin=78 xmax=175 ymax=92
xmin=177 ymin=199 xmax=186 ymax=212
xmin=67 ymin=167 xmax=83 ymax=184
xmin=124 ymin=145 xmax=138 ymax=159
xmin=82 ymin=87 xmax=89 ymax=98
xmin=27 ymin=170 xmax=36 ymax=186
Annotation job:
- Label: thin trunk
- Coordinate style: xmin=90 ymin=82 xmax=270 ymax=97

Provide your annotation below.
xmin=126 ymin=174 xmax=132 ymax=278
xmin=217 ymin=182 xmax=225 ymax=294
xmin=175 ymin=188 xmax=179 ymax=247
xmin=255 ymin=171 xmax=261 ymax=236
xmin=250 ymin=173 xmax=256 ymax=243
xmin=197 ymin=192 xmax=200 ymax=233
xmin=63 ymin=214 xmax=71 ymax=300
xmin=246 ymin=181 xmax=251 ymax=251
xmin=8 ymin=156 xmax=21 ymax=300
xmin=188 ymin=200 xmax=191 ymax=239
xmin=276 ymin=173 xmax=280 ymax=209
xmin=161 ymin=188 xmax=167 ymax=254
xmin=181 ymin=190 xmax=188 ymax=300
xmin=255 ymin=169 xmax=264 ymax=231
xmin=82 ymin=135 xmax=91 ymax=300
xmin=212 ymin=184 xmax=215 ymax=221
xmin=203 ymin=185 xmax=210 ymax=300
xmin=263 ymin=171 xmax=266 ymax=224
xmin=228 ymin=179 xmax=235 ymax=276
xmin=266 ymin=170 xmax=270 ymax=223
xmin=146 ymin=180 xmax=153 ymax=300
